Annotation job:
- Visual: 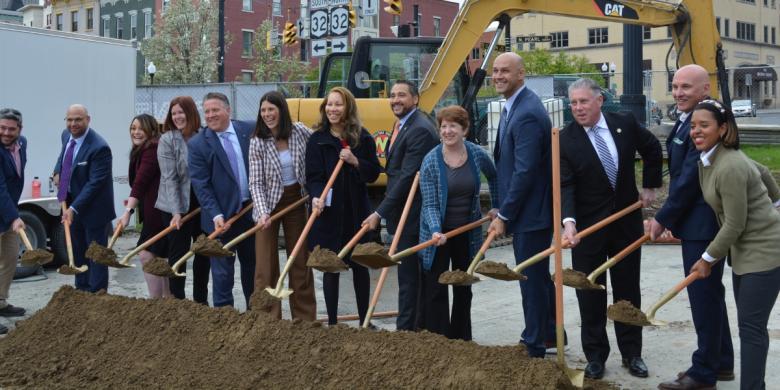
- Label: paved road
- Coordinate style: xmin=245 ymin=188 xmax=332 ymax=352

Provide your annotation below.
xmin=4 ymin=233 xmax=778 ymax=389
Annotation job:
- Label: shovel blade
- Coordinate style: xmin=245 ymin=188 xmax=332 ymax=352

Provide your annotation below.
xmin=438 ymin=270 xmax=481 ymax=286
xmin=566 ymin=368 xmax=585 ymax=388
xmin=474 ymin=260 xmax=527 ymax=281
xmin=57 ymin=265 xmax=88 ymax=275
xmin=264 ymin=286 xmax=293 ymax=299
xmin=351 ymin=253 xmax=398 ymax=269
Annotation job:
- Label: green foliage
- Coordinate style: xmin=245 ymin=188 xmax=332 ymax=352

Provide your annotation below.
xmin=743 ymin=145 xmax=780 ymax=172
xmin=520 ymin=48 xmax=606 ymax=85
xmin=251 ymin=20 xmax=314 ymax=97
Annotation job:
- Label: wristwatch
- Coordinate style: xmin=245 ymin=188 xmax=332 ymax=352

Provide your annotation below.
xmin=125 ymin=207 xmax=135 ymax=215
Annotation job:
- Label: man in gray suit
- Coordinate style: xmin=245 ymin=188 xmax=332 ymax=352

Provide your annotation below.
xmin=363 ymin=80 xmax=438 ymax=330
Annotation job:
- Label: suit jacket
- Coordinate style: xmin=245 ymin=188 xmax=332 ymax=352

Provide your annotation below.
xmin=130 ymin=142 xmax=163 ymax=231
xmin=53 ymin=129 xmax=115 ymax=229
xmin=654 ymin=116 xmax=719 ymax=240
xmin=0 ymin=136 xmax=26 ymax=232
xmin=493 ymin=87 xmax=553 ymax=233
xmin=188 ymin=120 xmax=255 ymax=233
xmin=376 ymin=109 xmax=439 ymax=237
xmin=700 ymin=146 xmax=780 ymax=275
xmin=560 ymin=111 xmax=662 ymax=232
xmin=155 ymin=129 xmax=192 ymax=214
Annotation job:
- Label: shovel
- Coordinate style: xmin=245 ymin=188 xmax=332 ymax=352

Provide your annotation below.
xmin=438 ymin=230 xmax=497 ymax=286
xmin=264 ymin=153 xmax=346 ymax=300
xmin=306 ymin=224 xmax=369 ymax=273
xmin=608 ymin=269 xmax=706 ymax=327
xmin=550 ymin=128 xmax=585 ymax=387
xmin=85 ymin=223 xmax=125 ymax=267
xmin=147 ymin=203 xmax=253 ymax=277
xmin=476 ymin=200 xmax=643 ymax=281
xmin=361 ymin=172 xmax=419 ymax=329
xmin=110 ymin=207 xmax=202 ymax=268
xmin=560 ymin=234 xmax=650 ymax=290
xmin=17 ymin=229 xmax=54 ymax=266
xmin=57 ymin=202 xmax=88 ymax=275
xmin=352 ymin=217 xmax=491 ymax=269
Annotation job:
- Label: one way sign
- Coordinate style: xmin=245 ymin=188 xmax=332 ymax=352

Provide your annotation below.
xmin=331 ymin=37 xmax=348 ymax=53
xmin=312 ymin=39 xmax=328 ymax=57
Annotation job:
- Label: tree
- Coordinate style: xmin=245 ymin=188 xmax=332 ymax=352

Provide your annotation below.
xmin=251 ymin=20 xmax=314 ymax=97
xmin=520 ymin=48 xmax=605 ymax=85
xmin=140 ymin=0 xmax=219 ymax=84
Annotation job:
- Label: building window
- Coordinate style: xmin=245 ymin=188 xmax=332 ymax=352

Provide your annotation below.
xmin=393 ymin=15 xmax=400 ymax=26
xmin=736 ymin=21 xmax=756 ymax=41
xmin=550 ymin=31 xmax=569 ymax=48
xmin=773 ymin=27 xmax=776 ymax=44
xmin=102 ymin=16 xmax=110 ymax=36
xmin=242 ymin=30 xmax=253 ymax=57
xmin=243 ymin=0 xmax=252 ymax=11
xmin=768 ymin=54 xmax=775 ymax=64
xmin=116 ymin=16 xmax=123 ymax=39
xmin=241 ymin=71 xmax=253 ymax=83
xmin=529 ymin=42 xmax=536 ymax=50
xmin=130 ymin=12 xmax=137 ymax=40
xmin=162 ymin=0 xmax=170 ymax=14
xmin=471 ymin=47 xmax=479 ymax=60
xmin=765 ymin=25 xmax=769 ymax=43
xmin=765 ymin=0 xmax=769 ymax=6
xmin=642 ymin=26 xmax=651 ymax=40
xmin=46 ymin=13 xmax=51 ymax=28
xmin=716 ymin=17 xmax=721 ymax=34
xmin=56 ymin=13 xmax=63 ymax=30
xmin=86 ymin=8 xmax=93 ymax=30
xmin=433 ymin=17 xmax=441 ymax=37
xmin=667 ymin=26 xmax=672 ymax=38
xmin=667 ymin=70 xmax=675 ymax=93
xmin=517 ymin=42 xmax=524 ymax=51
xmin=71 ymin=10 xmax=78 ymax=32
xmin=144 ymin=11 xmax=152 ymax=38
xmin=588 ymin=27 xmax=608 ymax=45
xmin=738 ymin=0 xmax=756 ymax=3
xmin=725 ymin=18 xmax=730 ymax=37
xmin=272 ymin=0 xmax=281 ymax=16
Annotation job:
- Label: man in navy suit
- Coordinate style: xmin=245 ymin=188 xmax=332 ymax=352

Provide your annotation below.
xmin=487 ymin=52 xmax=558 ymax=358
xmin=649 ymin=65 xmax=735 ymax=389
xmin=53 ymin=104 xmax=115 ymax=292
xmin=0 ymin=108 xmax=28 ymax=334
xmin=188 ymin=92 xmax=255 ymax=308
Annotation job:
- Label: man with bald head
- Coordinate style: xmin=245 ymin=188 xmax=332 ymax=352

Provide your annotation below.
xmin=53 ymin=104 xmax=115 ymax=292
xmin=649 ymin=66 xmax=734 ymax=389
xmin=487 ymin=52 xmax=558 ymax=358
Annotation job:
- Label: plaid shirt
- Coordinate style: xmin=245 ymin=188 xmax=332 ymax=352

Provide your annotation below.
xmin=249 ymin=122 xmax=311 ymax=221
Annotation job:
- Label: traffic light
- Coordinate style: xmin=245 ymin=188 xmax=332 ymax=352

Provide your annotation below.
xmin=383 ymin=0 xmax=402 ymax=15
xmin=348 ymin=4 xmax=358 ymax=28
xmin=283 ymin=22 xmax=297 ymax=45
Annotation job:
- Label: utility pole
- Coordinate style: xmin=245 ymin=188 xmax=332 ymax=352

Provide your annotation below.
xmin=218 ymin=0 xmax=225 ymax=83
xmin=621 ymin=24 xmax=645 ymax=123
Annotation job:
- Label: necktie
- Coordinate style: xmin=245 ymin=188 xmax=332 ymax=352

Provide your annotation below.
xmin=7 ymin=142 xmax=21 ymax=177
xmin=389 ymin=121 xmax=401 ymax=150
xmin=57 ymin=139 xmax=76 ymax=202
xmin=590 ymin=127 xmax=618 ymax=188
xmin=219 ymin=132 xmax=241 ymax=190
xmin=672 ymin=119 xmax=684 ymax=138
xmin=494 ymin=107 xmax=508 ymax=161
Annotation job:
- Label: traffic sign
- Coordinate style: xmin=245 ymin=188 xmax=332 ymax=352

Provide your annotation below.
xmin=312 ymin=39 xmax=328 ymax=57
xmin=331 ymin=37 xmax=348 ymax=52
xmin=362 ymin=0 xmax=377 ymax=16
xmin=330 ymin=6 xmax=350 ymax=37
xmin=297 ymin=18 xmax=309 ymax=39
xmin=330 ymin=0 xmax=350 ymax=6
xmin=310 ymin=0 xmax=329 ymax=10
xmin=515 ymin=35 xmax=552 ymax=43
xmin=310 ymin=9 xmax=329 ymax=39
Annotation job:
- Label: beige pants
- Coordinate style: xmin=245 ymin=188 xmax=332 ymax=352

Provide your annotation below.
xmin=0 ymin=228 xmax=19 ymax=309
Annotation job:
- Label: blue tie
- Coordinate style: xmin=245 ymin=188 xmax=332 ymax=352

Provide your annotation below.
xmin=219 ymin=132 xmax=241 ymax=190
xmin=590 ymin=126 xmax=617 ymax=188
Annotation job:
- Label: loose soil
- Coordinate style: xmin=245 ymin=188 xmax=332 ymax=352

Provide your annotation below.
xmin=191 ymin=234 xmax=234 ymax=257
xmin=142 ymin=257 xmax=175 ymax=277
xmin=607 ymin=300 xmax=651 ymax=326
xmin=56 ymin=265 xmax=84 ymax=275
xmin=438 ymin=270 xmax=480 ymax=285
xmin=474 ymin=261 xmax=526 ymax=281
xmin=249 ymin=289 xmax=281 ymax=311
xmin=19 ymin=248 xmax=53 ymax=266
xmin=0 ymin=286 xmax=617 ymax=389
xmin=351 ymin=242 xmax=396 ymax=268
xmin=306 ymin=245 xmax=349 ymax=272
xmin=85 ymin=241 xmax=120 ymax=266
xmin=559 ymin=269 xmax=601 ymax=290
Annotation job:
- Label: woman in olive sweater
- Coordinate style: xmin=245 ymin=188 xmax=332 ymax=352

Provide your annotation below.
xmin=689 ymin=99 xmax=780 ymax=390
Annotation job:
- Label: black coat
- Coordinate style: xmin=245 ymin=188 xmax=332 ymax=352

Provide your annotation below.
xmin=305 ymin=128 xmax=381 ymax=251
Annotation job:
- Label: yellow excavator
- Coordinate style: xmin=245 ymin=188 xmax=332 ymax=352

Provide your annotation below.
xmin=288 ymin=0 xmax=726 ymax=187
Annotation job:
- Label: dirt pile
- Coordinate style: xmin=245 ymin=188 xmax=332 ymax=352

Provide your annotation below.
xmin=438 ymin=270 xmax=480 ymax=285
xmin=191 ymin=234 xmax=233 ymax=257
xmin=558 ymin=269 xmax=601 ymax=290
xmin=142 ymin=257 xmax=175 ymax=277
xmin=474 ymin=261 xmax=526 ymax=281
xmin=0 ymin=286 xmax=615 ymax=389
xmin=607 ymin=300 xmax=651 ymax=326
xmin=306 ymin=245 xmax=348 ymax=272
xmin=20 ymin=248 xmax=53 ymax=266
xmin=85 ymin=241 xmax=120 ymax=266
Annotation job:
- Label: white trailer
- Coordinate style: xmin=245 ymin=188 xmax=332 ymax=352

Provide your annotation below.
xmin=0 ymin=23 xmax=135 ymax=265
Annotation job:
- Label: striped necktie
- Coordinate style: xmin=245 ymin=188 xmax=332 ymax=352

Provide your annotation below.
xmin=590 ymin=126 xmax=617 ymax=188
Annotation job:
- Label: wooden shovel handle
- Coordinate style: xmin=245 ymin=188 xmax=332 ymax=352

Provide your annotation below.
xmin=338 ymin=224 xmax=372 ymax=259
xmin=207 ymin=203 xmax=253 ymax=239
xmin=61 ymin=202 xmax=76 ymax=268
xmin=107 ymin=223 xmax=124 ymax=249
xmin=465 ymin=230 xmax=497 ymax=275
xmin=119 ymin=207 xmax=202 ymax=265
xmin=393 ymin=217 xmax=490 ymax=260
xmin=223 ymin=196 xmax=309 ymax=251
xmin=17 ymin=229 xmax=34 ymax=251
xmin=586 ymin=234 xmax=650 ymax=282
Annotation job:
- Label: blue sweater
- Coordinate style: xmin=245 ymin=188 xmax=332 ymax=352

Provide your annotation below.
xmin=419 ymin=141 xmax=499 ymax=270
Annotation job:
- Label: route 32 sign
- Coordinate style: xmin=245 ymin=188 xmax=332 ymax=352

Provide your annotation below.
xmin=329 ymin=6 xmax=350 ymax=37
xmin=310 ymin=9 xmax=329 ymax=39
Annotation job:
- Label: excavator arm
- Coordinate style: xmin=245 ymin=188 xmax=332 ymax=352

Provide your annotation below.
xmin=419 ymin=0 xmax=723 ymax=112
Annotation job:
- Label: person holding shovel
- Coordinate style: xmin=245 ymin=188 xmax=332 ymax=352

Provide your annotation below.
xmin=118 ymin=114 xmax=170 ymax=299
xmin=686 ymin=99 xmax=780 ymax=390
xmin=418 ymin=105 xmax=498 ymax=340
xmin=306 ymin=87 xmax=381 ymax=326
xmin=249 ymin=91 xmax=315 ymax=320
xmin=0 ymin=108 xmax=27 ymax=334
xmin=157 ymin=96 xmax=210 ymax=304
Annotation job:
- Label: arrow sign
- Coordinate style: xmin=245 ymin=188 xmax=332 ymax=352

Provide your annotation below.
xmin=331 ymin=37 xmax=348 ymax=53
xmin=362 ymin=0 xmax=377 ymax=15
xmin=312 ymin=39 xmax=328 ymax=57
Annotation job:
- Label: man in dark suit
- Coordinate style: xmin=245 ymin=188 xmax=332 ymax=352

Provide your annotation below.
xmin=0 ymin=108 xmax=27 ymax=334
xmin=560 ymin=78 xmax=662 ymax=379
xmin=487 ymin=52 xmax=557 ymax=358
xmin=188 ymin=92 xmax=255 ymax=308
xmin=53 ymin=104 xmax=115 ymax=292
xmin=362 ymin=80 xmax=438 ymax=330
xmin=649 ymin=64 xmax=735 ymax=389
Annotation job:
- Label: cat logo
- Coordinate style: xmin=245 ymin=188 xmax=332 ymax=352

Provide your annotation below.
xmin=593 ymin=0 xmax=638 ymax=20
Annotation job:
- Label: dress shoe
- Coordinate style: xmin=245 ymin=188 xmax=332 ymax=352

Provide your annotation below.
xmin=658 ymin=374 xmax=716 ymax=390
xmin=0 ymin=323 xmax=7 ymax=335
xmin=0 ymin=304 xmax=25 ymax=317
xmin=623 ymin=356 xmax=649 ymax=378
xmin=584 ymin=361 xmax=605 ymax=379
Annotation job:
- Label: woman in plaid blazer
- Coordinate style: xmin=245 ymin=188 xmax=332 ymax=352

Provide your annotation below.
xmin=419 ymin=105 xmax=499 ymax=340
xmin=249 ymin=91 xmax=316 ymax=320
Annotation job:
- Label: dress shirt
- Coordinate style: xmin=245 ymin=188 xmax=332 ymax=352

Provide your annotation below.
xmin=220 ymin=122 xmax=250 ymax=201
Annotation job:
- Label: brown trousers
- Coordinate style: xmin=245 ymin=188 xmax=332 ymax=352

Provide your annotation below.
xmin=254 ymin=184 xmax=316 ymax=320
xmin=0 ymin=228 xmax=19 ymax=308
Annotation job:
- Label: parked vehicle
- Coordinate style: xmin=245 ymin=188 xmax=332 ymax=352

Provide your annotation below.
xmin=732 ymin=99 xmax=757 ymax=117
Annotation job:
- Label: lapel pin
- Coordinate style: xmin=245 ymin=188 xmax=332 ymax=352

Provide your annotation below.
xmin=616 ymin=128 xmax=622 ymax=134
